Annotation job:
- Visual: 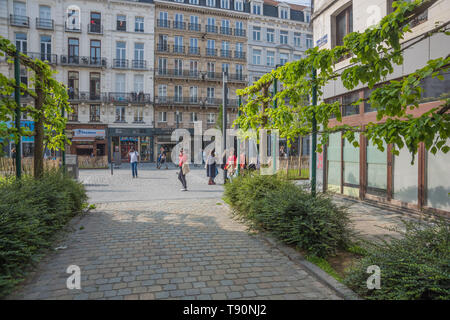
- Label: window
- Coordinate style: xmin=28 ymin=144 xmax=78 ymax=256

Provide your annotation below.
xmin=252 ymin=49 xmax=261 ymax=65
xmin=189 ymin=15 xmax=200 ymax=31
xmin=135 ymin=17 xmax=144 ymax=32
xmin=221 ymin=0 xmax=230 ymax=9
xmin=306 ymin=12 xmax=310 ymax=23
xmin=90 ymin=104 xmax=100 ymax=122
xmin=115 ymin=42 xmax=126 ymax=67
xmin=235 ymin=64 xmax=243 ymax=80
xmin=207 ymin=0 xmax=215 ymax=8
xmin=252 ymin=4 xmax=261 ymax=15
xmin=90 ymin=12 xmax=101 ymax=33
xmin=134 ymin=43 xmax=144 ymax=66
xmin=134 ymin=107 xmax=143 ymax=122
xmin=174 ymin=13 xmax=184 ymax=29
xmin=189 ymin=0 xmax=199 ymax=4
xmin=116 ymin=106 xmax=126 ymax=122
xmin=69 ymin=104 xmax=78 ymax=121
xmin=342 ymin=91 xmax=360 ymax=116
xmin=115 ymin=74 xmax=126 ymax=95
xmin=207 ymin=113 xmax=216 ymax=123
xmin=294 ymin=54 xmax=302 ymax=61
xmin=364 ymin=88 xmax=376 ymax=113
xmin=90 ymin=40 xmax=101 ymax=65
xmin=134 ymin=74 xmax=144 ymax=94
xmin=253 ymin=26 xmax=261 ymax=41
xmin=190 ymin=86 xmax=198 ymax=102
xmin=280 ymin=7 xmax=289 ymax=19
xmin=189 ymin=60 xmax=198 ymax=76
xmin=189 ymin=38 xmax=199 ymax=54
xmin=158 ymin=11 xmax=168 ymax=28
xmin=174 ymin=85 xmax=183 ymax=102
xmin=294 ymin=33 xmax=301 ymax=47
xmin=158 ymin=34 xmax=168 ymax=51
xmin=235 ymin=21 xmax=244 ymax=36
xmin=207 ymin=39 xmax=215 ymax=55
xmin=267 ymin=28 xmax=274 ymax=43
xmin=158 ymin=57 xmax=167 ymax=75
xmin=190 ymin=112 xmax=198 ymax=123
xmin=306 ymin=35 xmax=313 ymax=49
xmin=15 ymin=33 xmax=27 ymax=54
xmin=280 ymin=30 xmax=288 ymax=44
xmin=40 ymin=35 xmax=52 ymax=62
xmin=207 ymin=62 xmax=215 ymax=78
xmin=159 ymin=111 xmax=167 ymax=122
xmin=207 ymin=17 xmax=216 ymax=32
xmin=68 ymin=71 xmax=79 ymax=99
xmin=207 ymin=87 xmax=215 ymax=103
xmin=235 ymin=0 xmax=243 ymax=11
xmin=89 ymin=72 xmax=101 ymax=100
xmin=280 ymin=52 xmax=288 ymax=65
xmin=221 ymin=41 xmax=230 ymax=57
xmin=174 ymin=111 xmax=183 ymax=123
xmin=158 ymin=85 xmax=167 ymax=102
xmin=174 ymin=59 xmax=183 ymax=76
xmin=335 ymin=5 xmax=353 ymax=47
xmin=222 ymin=63 xmax=229 ymax=74
xmin=221 ymin=19 xmax=231 ymax=35
xmin=174 ymin=36 xmax=183 ymax=53
xmin=68 ymin=38 xmax=78 ymax=63
xmin=38 ymin=6 xmax=52 ymax=29
xmin=117 ymin=15 xmax=126 ymax=31
xmin=266 ymin=51 xmax=275 ymax=66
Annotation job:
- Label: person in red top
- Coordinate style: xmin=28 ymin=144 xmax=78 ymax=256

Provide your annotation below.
xmin=225 ymin=148 xmax=237 ymax=182
xmin=178 ymin=148 xmax=188 ymax=191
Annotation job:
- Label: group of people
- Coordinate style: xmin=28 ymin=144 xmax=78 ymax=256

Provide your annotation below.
xmin=127 ymin=146 xmax=252 ymax=191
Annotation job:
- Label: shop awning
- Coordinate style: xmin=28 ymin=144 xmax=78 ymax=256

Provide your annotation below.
xmin=76 ymin=145 xmax=94 ymax=149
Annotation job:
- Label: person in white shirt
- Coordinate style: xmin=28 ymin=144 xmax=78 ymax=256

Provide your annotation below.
xmin=129 ymin=147 xmax=139 ymax=178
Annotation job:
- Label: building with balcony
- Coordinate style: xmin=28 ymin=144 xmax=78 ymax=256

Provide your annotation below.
xmin=247 ymin=0 xmax=312 ymax=85
xmin=311 ymin=0 xmax=450 ymax=215
xmin=153 ymin=0 xmax=249 ymax=160
xmin=0 ymin=0 xmax=155 ymax=162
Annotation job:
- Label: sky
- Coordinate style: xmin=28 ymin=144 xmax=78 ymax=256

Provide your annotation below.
xmin=282 ymin=0 xmax=311 ymax=6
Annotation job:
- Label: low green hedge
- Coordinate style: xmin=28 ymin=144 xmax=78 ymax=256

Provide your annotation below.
xmin=224 ymin=172 xmax=352 ymax=258
xmin=0 ymin=170 xmax=88 ymax=298
xmin=344 ymin=220 xmax=450 ymax=300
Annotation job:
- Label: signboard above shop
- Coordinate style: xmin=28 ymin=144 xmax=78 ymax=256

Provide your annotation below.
xmin=73 ymin=129 xmax=105 ymax=138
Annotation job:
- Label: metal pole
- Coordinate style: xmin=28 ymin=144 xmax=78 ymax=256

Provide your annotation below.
xmin=61 ymin=102 xmax=66 ymax=170
xmin=222 ymin=72 xmax=227 ymax=184
xmin=311 ymin=68 xmax=318 ymax=196
xmin=176 ymin=110 xmax=179 ymax=129
xmin=236 ymin=96 xmax=241 ymax=176
xmin=272 ymin=71 xmax=278 ymax=175
xmin=14 ymin=52 xmax=21 ymax=179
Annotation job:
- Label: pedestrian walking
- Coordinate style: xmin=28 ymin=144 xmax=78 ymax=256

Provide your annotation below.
xmin=206 ymin=148 xmax=218 ymax=185
xmin=178 ymin=148 xmax=189 ymax=191
xmin=225 ymin=148 xmax=237 ymax=182
xmin=129 ymin=147 xmax=139 ymax=178
xmin=157 ymin=146 xmax=168 ymax=169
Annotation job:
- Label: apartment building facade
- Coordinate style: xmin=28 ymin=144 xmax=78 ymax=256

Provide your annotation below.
xmin=311 ymin=0 xmax=450 ymax=214
xmin=247 ymin=0 xmax=312 ymax=84
xmin=0 ymin=0 xmax=155 ymax=162
xmin=153 ymin=0 xmax=249 ymax=160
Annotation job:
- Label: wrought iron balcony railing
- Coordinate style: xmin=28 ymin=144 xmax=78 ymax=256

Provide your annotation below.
xmin=157 ymin=19 xmax=170 ymax=28
xmin=68 ymin=91 xmax=104 ymax=102
xmin=234 ymin=29 xmax=246 ymax=37
xmin=206 ymin=25 xmax=218 ymax=33
xmin=220 ymin=27 xmax=233 ymax=36
xmin=10 ymin=15 xmax=29 ymax=27
xmin=234 ymin=51 xmax=246 ymax=60
xmin=108 ymin=92 xmax=151 ymax=103
xmin=60 ymin=55 xmax=106 ymax=67
xmin=220 ymin=49 xmax=232 ymax=58
xmin=157 ymin=43 xmax=169 ymax=52
xmin=36 ymin=18 xmax=53 ymax=30
xmin=188 ymin=23 xmax=201 ymax=32
xmin=156 ymin=69 xmax=200 ymax=79
xmin=206 ymin=48 xmax=218 ymax=56
xmin=113 ymin=59 xmax=129 ymax=69
xmin=65 ymin=21 xmax=81 ymax=32
xmin=173 ymin=45 xmax=185 ymax=54
xmin=131 ymin=60 xmax=147 ymax=69
xmin=27 ymin=52 xmax=57 ymax=64
xmin=173 ymin=21 xmax=186 ymax=30
xmin=188 ymin=46 xmax=200 ymax=55
xmin=88 ymin=23 xmax=103 ymax=34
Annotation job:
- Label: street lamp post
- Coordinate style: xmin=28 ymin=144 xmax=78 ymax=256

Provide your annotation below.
xmin=14 ymin=51 xmax=21 ymax=179
xmin=176 ymin=110 xmax=179 ymax=129
xmin=222 ymin=71 xmax=228 ymax=184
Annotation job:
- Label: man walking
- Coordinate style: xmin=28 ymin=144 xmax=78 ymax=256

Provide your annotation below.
xmin=129 ymin=147 xmax=139 ymax=178
xmin=157 ymin=146 xmax=168 ymax=169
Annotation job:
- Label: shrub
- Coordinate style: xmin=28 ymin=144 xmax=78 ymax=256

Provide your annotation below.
xmin=224 ymin=173 xmax=352 ymax=258
xmin=344 ymin=220 xmax=450 ymax=300
xmin=0 ymin=170 xmax=88 ymax=298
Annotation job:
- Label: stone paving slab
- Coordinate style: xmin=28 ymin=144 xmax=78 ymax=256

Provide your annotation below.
xmin=9 ymin=198 xmax=341 ymax=300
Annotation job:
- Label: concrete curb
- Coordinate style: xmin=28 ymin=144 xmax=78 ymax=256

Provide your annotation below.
xmin=254 ymin=233 xmax=361 ymax=300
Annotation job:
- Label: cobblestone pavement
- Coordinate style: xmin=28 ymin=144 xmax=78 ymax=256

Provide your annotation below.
xmin=10 ymin=165 xmax=341 ymax=300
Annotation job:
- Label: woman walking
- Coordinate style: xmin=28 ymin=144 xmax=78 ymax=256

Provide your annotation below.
xmin=178 ymin=148 xmax=189 ymax=191
xmin=206 ymin=149 xmax=218 ymax=185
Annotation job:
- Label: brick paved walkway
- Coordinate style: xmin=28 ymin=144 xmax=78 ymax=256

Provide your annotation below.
xmin=9 ymin=165 xmax=341 ymax=300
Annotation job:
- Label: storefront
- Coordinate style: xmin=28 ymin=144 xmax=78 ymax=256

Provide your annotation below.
xmin=1 ymin=120 xmax=35 ymax=157
xmin=108 ymin=127 xmax=157 ymax=163
xmin=66 ymin=124 xmax=107 ymax=157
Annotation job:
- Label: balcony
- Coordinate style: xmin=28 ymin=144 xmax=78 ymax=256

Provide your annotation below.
xmin=234 ymin=51 xmax=246 ymax=60
xmin=205 ymin=72 xmax=222 ymax=80
xmin=234 ymin=29 xmax=246 ymax=37
xmin=188 ymin=46 xmax=200 ymax=55
xmin=88 ymin=23 xmax=103 ymax=34
xmin=157 ymin=19 xmax=170 ymax=28
xmin=156 ymin=69 xmax=200 ymax=79
xmin=36 ymin=18 xmax=54 ymax=30
xmin=9 ymin=15 xmax=29 ymax=28
xmin=60 ymin=55 xmax=106 ymax=68
xmin=205 ymin=97 xmax=222 ymax=105
xmin=154 ymin=96 xmax=202 ymax=105
xmin=220 ymin=27 xmax=233 ymax=36
xmin=173 ymin=45 xmax=185 ymax=54
xmin=68 ymin=91 xmax=104 ymax=102
xmin=206 ymin=25 xmax=218 ymax=33
xmin=188 ymin=23 xmax=201 ymax=32
xmin=229 ymin=73 xmax=247 ymax=82
xmin=173 ymin=21 xmax=186 ymax=30
xmin=65 ymin=22 xmax=81 ymax=32
xmin=108 ymin=92 xmax=151 ymax=104
xmin=206 ymin=48 xmax=218 ymax=57
xmin=220 ymin=49 xmax=232 ymax=58
xmin=157 ymin=43 xmax=169 ymax=53
xmin=27 ymin=52 xmax=57 ymax=64
xmin=113 ymin=59 xmax=129 ymax=69
xmin=132 ymin=60 xmax=147 ymax=70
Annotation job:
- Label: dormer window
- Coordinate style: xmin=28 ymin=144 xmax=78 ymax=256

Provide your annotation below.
xmin=234 ymin=0 xmax=243 ymax=11
xmin=280 ymin=7 xmax=289 ymax=19
xmin=252 ymin=3 xmax=262 ymax=15
xmin=221 ymin=0 xmax=230 ymax=9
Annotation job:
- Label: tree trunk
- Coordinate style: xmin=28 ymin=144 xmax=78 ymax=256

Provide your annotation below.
xmin=34 ymin=75 xmax=44 ymax=178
